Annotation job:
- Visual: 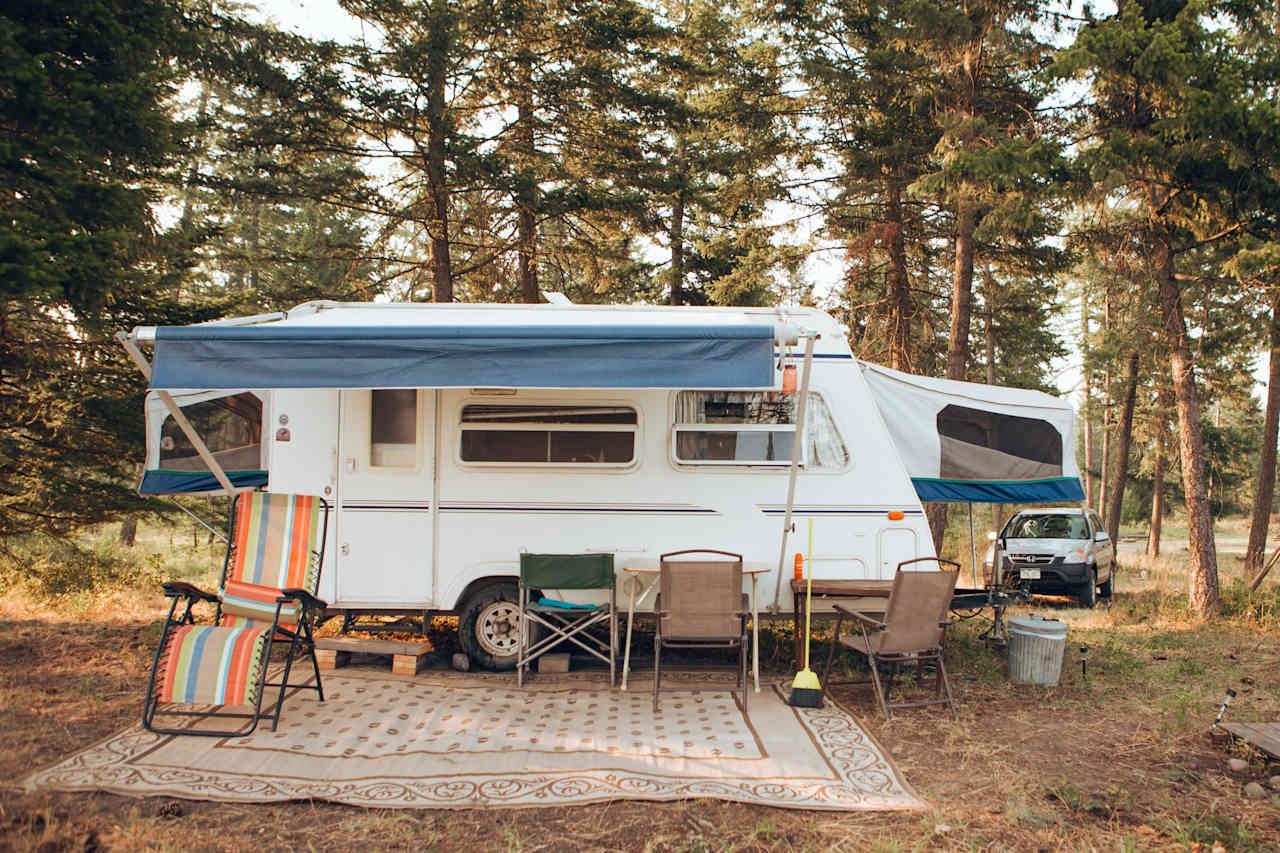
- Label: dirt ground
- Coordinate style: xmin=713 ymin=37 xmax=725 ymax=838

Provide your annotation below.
xmin=1 ymin=571 xmax=1278 ymax=852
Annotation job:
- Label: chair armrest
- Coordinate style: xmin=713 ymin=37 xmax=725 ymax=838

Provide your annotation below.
xmin=162 ymin=581 xmax=218 ymax=604
xmin=278 ymin=588 xmax=327 ymax=610
xmin=832 ymin=603 xmax=885 ymax=630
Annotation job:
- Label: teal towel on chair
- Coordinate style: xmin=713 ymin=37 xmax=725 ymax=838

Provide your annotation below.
xmin=536 ymin=597 xmax=597 ymax=610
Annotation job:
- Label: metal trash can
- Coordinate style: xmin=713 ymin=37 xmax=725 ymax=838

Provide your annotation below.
xmin=1008 ymin=617 xmax=1068 ymax=686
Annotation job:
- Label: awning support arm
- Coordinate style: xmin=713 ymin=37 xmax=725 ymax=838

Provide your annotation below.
xmin=114 ymin=332 xmax=241 ymax=497
xmin=772 ymin=333 xmax=816 ymax=611
xmin=167 ymin=497 xmax=230 ymax=544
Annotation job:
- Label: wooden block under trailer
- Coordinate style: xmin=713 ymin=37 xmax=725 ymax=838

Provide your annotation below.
xmin=315 ymin=636 xmax=431 ymax=675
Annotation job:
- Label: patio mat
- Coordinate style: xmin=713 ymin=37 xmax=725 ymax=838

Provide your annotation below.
xmin=24 ymin=668 xmax=924 ymax=811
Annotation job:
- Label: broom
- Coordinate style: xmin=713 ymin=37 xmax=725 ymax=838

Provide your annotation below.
xmin=789 ymin=518 xmax=823 ymax=708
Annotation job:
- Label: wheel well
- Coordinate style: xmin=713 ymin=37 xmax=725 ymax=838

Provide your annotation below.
xmin=452 ymin=575 xmax=518 ymax=612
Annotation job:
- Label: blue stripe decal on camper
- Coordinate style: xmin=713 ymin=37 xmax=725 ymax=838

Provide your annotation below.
xmin=758 ymin=507 xmax=924 ymax=516
xmin=332 ymin=502 xmax=716 ymax=515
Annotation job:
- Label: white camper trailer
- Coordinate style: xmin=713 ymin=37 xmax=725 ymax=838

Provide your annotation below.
xmin=119 ymin=300 xmax=1083 ymax=670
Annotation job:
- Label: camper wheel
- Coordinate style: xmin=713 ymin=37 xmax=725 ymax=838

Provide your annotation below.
xmin=459 ymin=583 xmax=520 ymax=671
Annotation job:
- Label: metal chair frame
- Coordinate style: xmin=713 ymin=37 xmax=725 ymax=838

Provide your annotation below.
xmin=652 ymin=549 xmax=749 ymax=714
xmin=823 ymin=558 xmax=960 ymax=721
xmin=141 ymin=494 xmax=330 ymax=737
xmin=517 ymin=554 xmax=617 ymax=686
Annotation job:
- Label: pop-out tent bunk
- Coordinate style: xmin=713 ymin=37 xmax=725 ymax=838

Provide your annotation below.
xmin=859 ymin=361 xmax=1086 ymax=591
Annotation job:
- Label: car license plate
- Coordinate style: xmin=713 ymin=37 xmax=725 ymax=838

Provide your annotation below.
xmin=1020 ymin=569 xmax=1041 ymax=580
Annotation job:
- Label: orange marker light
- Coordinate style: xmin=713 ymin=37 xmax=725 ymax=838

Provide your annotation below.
xmin=794 ymin=553 xmax=804 ymax=581
xmin=887 ymin=511 xmax=905 ymax=521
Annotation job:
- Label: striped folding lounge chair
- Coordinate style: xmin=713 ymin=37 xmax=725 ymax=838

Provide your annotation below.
xmin=142 ymin=492 xmax=331 ymax=737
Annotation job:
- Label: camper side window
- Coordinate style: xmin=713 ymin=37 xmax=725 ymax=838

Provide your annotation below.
xmin=159 ymin=393 xmax=263 ymax=472
xmin=371 ymin=389 xmax=419 ymax=468
xmin=672 ymin=391 xmax=849 ymax=468
xmin=459 ymin=405 xmax=637 ymax=465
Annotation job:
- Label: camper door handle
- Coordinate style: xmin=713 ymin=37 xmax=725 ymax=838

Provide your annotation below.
xmin=345 ymin=457 xmax=357 ymax=473
xmin=341 ymin=543 xmax=350 ymax=556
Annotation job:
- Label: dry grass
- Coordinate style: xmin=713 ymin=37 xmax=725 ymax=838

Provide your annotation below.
xmin=1 ymin=530 xmax=1278 ymax=852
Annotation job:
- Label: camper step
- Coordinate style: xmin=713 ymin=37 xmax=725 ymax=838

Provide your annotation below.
xmin=315 ymin=636 xmax=433 ymax=676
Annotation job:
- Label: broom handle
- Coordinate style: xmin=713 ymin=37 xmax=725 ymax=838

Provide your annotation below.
xmin=804 ymin=518 xmax=814 ymax=670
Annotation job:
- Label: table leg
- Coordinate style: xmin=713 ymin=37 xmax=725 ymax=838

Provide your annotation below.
xmin=793 ymin=589 xmax=801 ymax=668
xmin=621 ymin=576 xmax=638 ymax=691
xmin=751 ymin=574 xmax=759 ymax=692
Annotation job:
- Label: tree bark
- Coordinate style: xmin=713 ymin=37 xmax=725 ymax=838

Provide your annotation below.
xmin=1099 ymin=286 xmax=1113 ymax=515
xmin=1105 ymin=351 xmax=1140 ymax=544
xmin=1082 ymin=289 xmax=1096 ymax=506
xmin=1147 ymin=385 xmax=1168 ymax=557
xmin=886 ymin=177 xmax=912 ymax=371
xmin=119 ymin=518 xmax=137 ymax=547
xmin=925 ymin=503 xmax=948 ymax=555
xmin=1154 ymin=232 xmax=1219 ymax=617
xmin=1244 ymin=291 xmax=1280 ymax=577
xmin=427 ymin=0 xmax=453 ymax=303
xmin=947 ymin=201 xmax=976 ymax=381
xmin=669 ymin=193 xmax=684 ymax=306
xmin=516 ymin=65 xmax=538 ymax=304
xmin=933 ymin=199 xmax=977 ymax=554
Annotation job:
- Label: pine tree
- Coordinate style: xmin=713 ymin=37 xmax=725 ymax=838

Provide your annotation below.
xmin=1054 ymin=0 xmax=1280 ymax=616
xmin=0 ymin=0 xmax=218 ymax=537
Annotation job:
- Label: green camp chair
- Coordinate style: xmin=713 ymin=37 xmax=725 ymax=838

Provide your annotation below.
xmin=517 ymin=553 xmax=616 ymax=686
xmin=142 ymin=492 xmax=330 ymax=737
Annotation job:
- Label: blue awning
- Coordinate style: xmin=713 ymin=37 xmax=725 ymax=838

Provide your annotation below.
xmin=139 ymin=469 xmax=269 ymax=495
xmin=912 ymin=477 xmax=1086 ymax=503
xmin=149 ymin=324 xmax=776 ymax=390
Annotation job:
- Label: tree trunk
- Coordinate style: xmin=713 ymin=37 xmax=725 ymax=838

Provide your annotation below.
xmin=427 ymin=0 xmax=453 ymax=303
xmin=1082 ymin=289 xmax=1096 ymax=506
xmin=947 ymin=201 xmax=976 ymax=381
xmin=516 ymin=69 xmax=538 ymax=304
xmin=669 ymin=193 xmax=684 ymax=306
xmin=119 ymin=518 xmax=137 ymax=547
xmin=886 ymin=177 xmax=912 ymax=371
xmin=1154 ymin=233 xmax=1219 ymax=617
xmin=925 ymin=503 xmax=948 ymax=556
xmin=933 ymin=199 xmax=977 ymax=553
xmin=1147 ymin=387 xmax=1167 ymax=557
xmin=984 ymin=270 xmax=1002 ymax=536
xmin=1105 ymin=351 xmax=1140 ymax=544
xmin=1099 ymin=286 xmax=1113 ymax=515
xmin=1244 ymin=291 xmax=1280 ymax=577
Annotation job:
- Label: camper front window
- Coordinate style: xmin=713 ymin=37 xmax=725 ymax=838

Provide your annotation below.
xmin=159 ymin=393 xmax=263 ymax=472
xmin=459 ymin=405 xmax=636 ymax=465
xmin=672 ymin=391 xmax=848 ymax=468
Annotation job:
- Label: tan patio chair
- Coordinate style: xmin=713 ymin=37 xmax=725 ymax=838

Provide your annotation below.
xmin=822 ymin=558 xmax=960 ymax=720
xmin=653 ymin=549 xmax=749 ymax=713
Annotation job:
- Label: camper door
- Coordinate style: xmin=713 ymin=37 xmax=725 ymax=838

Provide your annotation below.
xmin=336 ymin=389 xmax=435 ymax=608
xmin=140 ymin=390 xmax=268 ymax=494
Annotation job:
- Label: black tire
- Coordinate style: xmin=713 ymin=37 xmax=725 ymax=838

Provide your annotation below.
xmin=1099 ymin=569 xmax=1113 ymax=600
xmin=1077 ymin=569 xmax=1098 ymax=609
xmin=458 ymin=582 xmax=520 ymax=671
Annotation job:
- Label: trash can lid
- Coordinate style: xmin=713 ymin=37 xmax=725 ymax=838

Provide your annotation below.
xmin=1008 ymin=617 xmax=1068 ymax=637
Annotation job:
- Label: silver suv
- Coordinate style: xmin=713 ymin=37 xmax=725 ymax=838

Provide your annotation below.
xmin=988 ymin=507 xmax=1114 ymax=607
